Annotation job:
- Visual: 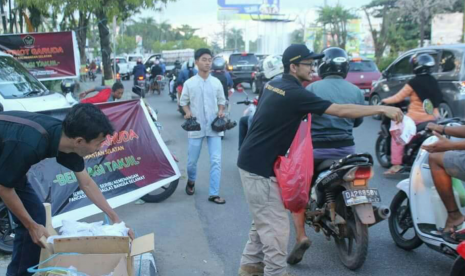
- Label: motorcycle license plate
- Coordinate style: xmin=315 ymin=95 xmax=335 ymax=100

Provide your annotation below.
xmin=342 ymin=189 xmax=381 ymax=206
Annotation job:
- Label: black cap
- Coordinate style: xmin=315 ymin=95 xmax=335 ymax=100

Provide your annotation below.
xmin=282 ymin=44 xmax=324 ymax=65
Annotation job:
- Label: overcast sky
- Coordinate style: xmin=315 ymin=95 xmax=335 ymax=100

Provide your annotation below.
xmin=136 ymin=0 xmax=373 ymax=40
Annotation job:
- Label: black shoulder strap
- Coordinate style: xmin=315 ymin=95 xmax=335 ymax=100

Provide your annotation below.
xmin=0 ymin=115 xmax=49 ymax=141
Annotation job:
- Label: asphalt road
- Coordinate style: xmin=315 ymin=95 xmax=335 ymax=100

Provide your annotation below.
xmin=0 ymin=78 xmax=452 ymax=275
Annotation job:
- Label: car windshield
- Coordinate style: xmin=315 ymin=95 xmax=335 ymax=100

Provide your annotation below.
xmin=128 ymin=56 xmax=142 ymax=62
xmin=0 ymin=56 xmax=48 ymax=99
xmin=349 ymin=61 xmax=378 ymax=72
xmin=114 ymin=58 xmax=127 ymax=63
xmin=230 ymin=54 xmax=258 ymax=65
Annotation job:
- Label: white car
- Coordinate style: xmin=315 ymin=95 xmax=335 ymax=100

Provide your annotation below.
xmin=0 ymin=52 xmax=72 ymax=112
xmin=111 ymin=57 xmax=130 ymax=80
xmin=127 ymin=54 xmax=144 ymax=75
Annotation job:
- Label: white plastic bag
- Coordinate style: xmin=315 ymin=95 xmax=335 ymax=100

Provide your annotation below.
xmin=47 ymin=220 xmax=129 ymax=244
xmin=390 ymin=115 xmax=416 ymax=145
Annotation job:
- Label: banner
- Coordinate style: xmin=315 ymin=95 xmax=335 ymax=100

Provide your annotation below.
xmin=27 ymin=100 xmax=180 ymax=227
xmin=0 ymin=31 xmax=80 ymax=81
xmin=217 ymin=0 xmax=280 ymax=20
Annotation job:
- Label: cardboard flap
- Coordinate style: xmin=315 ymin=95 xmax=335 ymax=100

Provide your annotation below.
xmin=130 ymin=233 xmax=155 ymax=257
xmin=54 ymin=236 xmax=130 ymax=254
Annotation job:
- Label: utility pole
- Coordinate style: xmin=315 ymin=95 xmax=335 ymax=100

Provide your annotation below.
xmin=323 ymin=0 xmax=328 ymax=48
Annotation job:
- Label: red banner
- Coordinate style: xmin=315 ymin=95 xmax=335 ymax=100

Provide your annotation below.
xmin=0 ymin=31 xmax=79 ymax=80
xmin=27 ymin=100 xmax=180 ymax=227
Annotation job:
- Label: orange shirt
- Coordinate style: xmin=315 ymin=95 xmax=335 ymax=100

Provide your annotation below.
xmin=382 ymin=84 xmax=437 ymax=124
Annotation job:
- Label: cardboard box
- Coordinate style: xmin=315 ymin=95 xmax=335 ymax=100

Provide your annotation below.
xmin=38 ymin=204 xmax=155 ymax=276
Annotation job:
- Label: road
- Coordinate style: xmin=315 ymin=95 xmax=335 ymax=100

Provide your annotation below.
xmin=0 ymin=77 xmax=453 ymax=275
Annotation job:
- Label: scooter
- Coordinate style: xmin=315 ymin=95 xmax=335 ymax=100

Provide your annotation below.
xmin=451 ymin=241 xmax=465 ymax=275
xmin=132 ymin=75 xmax=146 ymax=98
xmin=388 ymin=116 xmax=465 ymax=272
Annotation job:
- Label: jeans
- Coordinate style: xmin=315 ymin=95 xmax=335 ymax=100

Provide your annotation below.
xmin=187 ymin=136 xmax=222 ymax=196
xmin=7 ymin=182 xmax=45 ymax=276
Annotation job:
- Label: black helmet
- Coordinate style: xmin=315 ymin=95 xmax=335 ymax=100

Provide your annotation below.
xmin=318 ymin=47 xmax=350 ymax=79
xmin=60 ymin=79 xmax=76 ymax=93
xmin=410 ymin=54 xmax=435 ymax=75
xmin=212 ymin=57 xmax=226 ymax=71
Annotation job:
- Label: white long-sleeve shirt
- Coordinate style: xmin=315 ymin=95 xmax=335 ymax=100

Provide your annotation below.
xmin=180 ymin=74 xmax=226 ymax=138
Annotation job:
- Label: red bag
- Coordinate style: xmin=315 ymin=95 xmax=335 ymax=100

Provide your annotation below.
xmin=273 ymin=115 xmax=314 ymax=212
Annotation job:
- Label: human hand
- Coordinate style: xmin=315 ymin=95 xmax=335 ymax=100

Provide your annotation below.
xmin=184 ymin=111 xmax=192 ymax=119
xmin=218 ymin=110 xmax=225 ymax=118
xmin=421 ymin=131 xmax=453 ymax=153
xmin=127 ymin=227 xmax=135 ymax=240
xmin=79 ymin=92 xmax=87 ymax=99
xmin=27 ymin=223 xmax=50 ymax=248
xmin=382 ymin=106 xmax=403 ymax=123
xmin=426 ymin=123 xmax=442 ymax=133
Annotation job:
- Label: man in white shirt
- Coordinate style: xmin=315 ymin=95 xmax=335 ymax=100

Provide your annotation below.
xmin=180 ymin=48 xmax=227 ymax=204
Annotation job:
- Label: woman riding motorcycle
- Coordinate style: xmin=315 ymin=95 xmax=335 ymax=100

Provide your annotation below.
xmin=382 ymin=53 xmax=442 ymax=175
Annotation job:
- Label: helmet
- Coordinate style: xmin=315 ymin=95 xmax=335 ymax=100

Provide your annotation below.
xmin=154 ymin=59 xmax=160 ymax=65
xmin=60 ymin=79 xmax=76 ymax=93
xmin=410 ymin=54 xmax=435 ymax=75
xmin=212 ymin=57 xmax=226 ymax=71
xmin=137 ymin=58 xmax=142 ymax=64
xmin=187 ymin=58 xmax=195 ymax=69
xmin=318 ymin=47 xmax=349 ymax=79
xmin=263 ymin=55 xmax=284 ymax=79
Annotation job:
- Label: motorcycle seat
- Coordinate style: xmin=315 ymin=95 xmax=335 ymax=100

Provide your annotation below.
xmin=314 ymin=159 xmax=337 ymax=175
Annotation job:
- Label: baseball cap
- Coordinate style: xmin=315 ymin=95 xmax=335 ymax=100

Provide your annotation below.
xmin=282 ymin=44 xmax=324 ymax=65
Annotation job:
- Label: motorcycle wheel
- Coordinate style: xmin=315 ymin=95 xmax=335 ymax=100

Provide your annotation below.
xmin=334 ymin=194 xmax=369 ymax=270
xmin=388 ymin=191 xmax=423 ymax=250
xmin=450 ymin=256 xmax=465 ymax=276
xmin=0 ymin=202 xmax=14 ymax=253
xmin=141 ymin=179 xmax=179 ymax=203
xmin=375 ymin=135 xmax=392 ymax=168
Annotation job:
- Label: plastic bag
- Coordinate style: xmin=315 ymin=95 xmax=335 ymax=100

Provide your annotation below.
xmin=273 ymin=115 xmax=314 ymax=212
xmin=211 ymin=117 xmax=227 ymax=132
xmin=181 ymin=117 xmax=201 ymax=131
xmin=390 ymin=115 xmax=416 ymax=145
xmin=47 ymin=220 xmax=129 ymax=244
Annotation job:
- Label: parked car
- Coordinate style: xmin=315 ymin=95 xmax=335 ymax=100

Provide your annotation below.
xmin=0 ymin=52 xmax=73 ymax=112
xmin=346 ymin=57 xmax=382 ymax=99
xmin=369 ymin=45 xmax=465 ymax=119
xmin=110 ymin=57 xmax=130 ymax=80
xmin=127 ymin=54 xmax=144 ymax=73
xmin=227 ymin=52 xmax=259 ymax=88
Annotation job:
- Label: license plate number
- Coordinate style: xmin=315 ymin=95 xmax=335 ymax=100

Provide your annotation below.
xmin=342 ymin=189 xmax=381 ymax=206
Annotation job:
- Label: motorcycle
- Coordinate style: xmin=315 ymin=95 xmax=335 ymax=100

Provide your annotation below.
xmin=148 ymin=75 xmax=164 ymax=95
xmin=388 ymin=115 xmax=465 ymax=273
xmin=166 ymin=71 xmax=177 ymax=101
xmin=0 ymin=202 xmax=15 ymax=253
xmin=88 ymin=68 xmax=96 ymax=81
xmin=61 ymin=79 xmax=79 ymax=106
xmin=132 ymin=75 xmax=146 ymax=98
xmin=451 ymin=241 xmax=465 ymax=276
xmin=305 ymin=153 xmax=390 ymax=270
xmin=375 ymin=101 xmax=433 ymax=173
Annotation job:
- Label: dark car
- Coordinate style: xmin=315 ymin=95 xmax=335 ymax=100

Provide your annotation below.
xmin=346 ymin=58 xmax=382 ymax=100
xmin=369 ymin=45 xmax=465 ymax=119
xmin=227 ymin=53 xmax=259 ymax=88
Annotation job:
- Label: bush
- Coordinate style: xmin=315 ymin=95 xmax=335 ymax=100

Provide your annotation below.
xmin=377 ymin=56 xmax=397 ymax=72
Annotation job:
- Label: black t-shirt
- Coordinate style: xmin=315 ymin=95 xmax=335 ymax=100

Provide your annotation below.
xmin=211 ymin=71 xmax=229 ymax=100
xmin=237 ymin=74 xmax=332 ymax=178
xmin=0 ymin=111 xmax=85 ymax=188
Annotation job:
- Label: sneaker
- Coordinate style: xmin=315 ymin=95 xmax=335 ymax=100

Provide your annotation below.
xmin=238 ymin=262 xmax=265 ymax=276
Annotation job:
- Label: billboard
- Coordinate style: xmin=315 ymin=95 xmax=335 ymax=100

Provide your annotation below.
xmin=0 ymin=31 xmax=79 ymax=81
xmin=218 ymin=0 xmax=280 ymax=20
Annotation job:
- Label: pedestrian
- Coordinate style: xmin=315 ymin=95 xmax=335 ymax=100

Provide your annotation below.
xmin=0 ymin=104 xmax=135 ymax=276
xmin=179 ymin=48 xmax=227 ymax=204
xmin=237 ymin=44 xmax=403 ymax=276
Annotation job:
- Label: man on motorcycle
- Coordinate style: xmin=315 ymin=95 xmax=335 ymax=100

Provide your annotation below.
xmin=237 ymin=44 xmax=403 ymax=276
xmin=79 ymin=82 xmax=124 ymax=103
xmin=381 ymin=54 xmax=442 ymax=175
xmin=132 ymin=58 xmax=146 ymax=84
xmin=151 ymin=60 xmax=163 ymax=80
xmin=0 ymin=104 xmax=134 ymax=275
xmin=423 ymin=123 xmax=465 ymax=243
xmin=287 ymin=47 xmax=366 ymax=265
xmin=211 ymin=56 xmax=233 ymax=101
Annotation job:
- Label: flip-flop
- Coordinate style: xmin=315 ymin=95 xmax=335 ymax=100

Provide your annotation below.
xmin=287 ymin=239 xmax=312 ymax=265
xmin=208 ymin=196 xmax=226 ymax=204
xmin=185 ymin=181 xmax=195 ymax=196
xmin=383 ymin=165 xmax=404 ymax=176
xmin=441 ymin=221 xmax=465 ymax=244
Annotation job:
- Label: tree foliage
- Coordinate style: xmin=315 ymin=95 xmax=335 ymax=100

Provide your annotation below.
xmin=317 ymin=4 xmax=358 ymax=49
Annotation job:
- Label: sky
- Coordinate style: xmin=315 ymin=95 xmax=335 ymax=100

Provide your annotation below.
xmin=136 ymin=0 xmax=373 ymax=41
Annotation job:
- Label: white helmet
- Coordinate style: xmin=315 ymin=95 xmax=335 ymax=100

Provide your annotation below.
xmin=263 ymin=55 xmax=283 ymax=79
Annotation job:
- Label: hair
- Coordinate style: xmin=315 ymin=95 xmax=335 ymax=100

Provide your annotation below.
xmin=195 ymin=48 xmax=212 ymax=60
xmin=62 ymin=104 xmax=114 ymax=142
xmin=112 ymin=82 xmax=124 ymax=92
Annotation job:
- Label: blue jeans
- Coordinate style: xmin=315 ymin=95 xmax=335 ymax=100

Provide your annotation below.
xmin=6 ymin=182 xmax=45 ymax=276
xmin=187 ymin=136 xmax=222 ymax=196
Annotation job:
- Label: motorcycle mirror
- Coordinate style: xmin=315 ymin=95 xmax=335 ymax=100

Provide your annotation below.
xmin=423 ymin=99 xmax=434 ymax=115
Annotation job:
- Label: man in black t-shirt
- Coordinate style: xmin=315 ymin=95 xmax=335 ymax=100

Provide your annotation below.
xmin=0 ymin=104 xmax=135 ymax=276
xmin=237 ymin=44 xmax=403 ymax=276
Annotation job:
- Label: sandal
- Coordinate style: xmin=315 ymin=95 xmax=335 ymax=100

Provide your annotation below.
xmin=440 ymin=212 xmax=465 ymax=244
xmin=383 ymin=165 xmax=404 ymax=176
xmin=287 ymin=238 xmax=312 ymax=265
xmin=208 ymin=196 xmax=226 ymax=204
xmin=185 ymin=181 xmax=195 ymax=196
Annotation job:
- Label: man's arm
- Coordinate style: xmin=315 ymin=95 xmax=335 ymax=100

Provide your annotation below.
xmin=422 ymin=132 xmax=465 ymax=152
xmin=75 ymin=171 xmax=135 ymax=239
xmin=216 ymin=82 xmax=226 ymax=118
xmin=179 ymin=83 xmax=192 ymax=119
xmin=325 ymin=104 xmax=403 ymax=123
xmin=0 ymin=185 xmax=49 ymax=247
xmin=79 ymin=87 xmax=97 ymax=99
xmin=427 ymin=124 xmax=465 ymax=138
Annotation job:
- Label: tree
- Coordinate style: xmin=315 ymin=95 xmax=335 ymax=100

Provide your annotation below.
xmin=317 ymin=4 xmax=358 ymax=49
xmin=396 ymin=0 xmax=458 ymax=47
xmin=227 ymin=28 xmax=244 ymax=51
xmin=291 ymin=29 xmax=304 ymax=44
xmin=182 ymin=36 xmax=209 ymax=50
xmin=116 ymin=35 xmax=137 ymax=54
xmin=363 ymin=0 xmax=399 ymax=64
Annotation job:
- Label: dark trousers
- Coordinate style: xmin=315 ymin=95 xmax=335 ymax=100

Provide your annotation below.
xmin=6 ymin=182 xmax=45 ymax=276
